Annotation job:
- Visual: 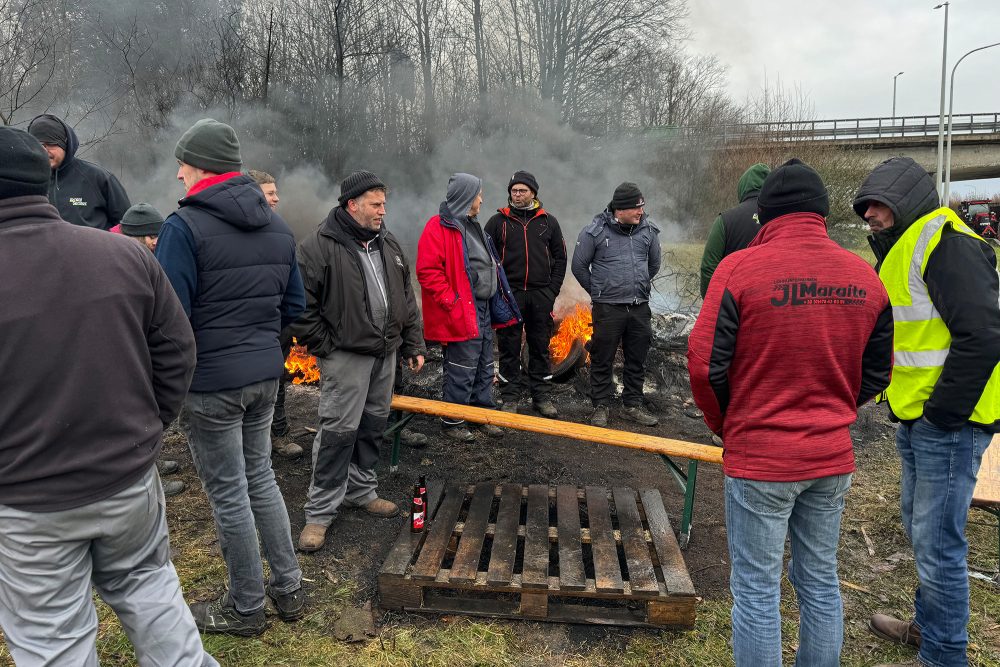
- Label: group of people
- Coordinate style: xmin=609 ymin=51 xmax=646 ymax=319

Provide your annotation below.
xmin=0 ymin=113 xmax=994 ymax=667
xmin=690 ymin=157 xmax=997 ymax=667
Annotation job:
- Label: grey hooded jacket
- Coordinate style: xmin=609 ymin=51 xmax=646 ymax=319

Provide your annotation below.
xmin=571 ymin=210 xmax=661 ymax=304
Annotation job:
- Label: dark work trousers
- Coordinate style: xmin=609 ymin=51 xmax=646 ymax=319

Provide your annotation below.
xmin=588 ymin=301 xmax=652 ymax=408
xmin=272 ymin=332 xmax=294 ymax=433
xmin=441 ymin=300 xmax=496 ymax=428
xmin=496 ymin=289 xmax=554 ymax=404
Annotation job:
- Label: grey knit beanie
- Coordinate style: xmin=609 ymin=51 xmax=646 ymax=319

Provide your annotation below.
xmin=174 ymin=118 xmax=242 ymax=174
xmin=120 ymin=203 xmax=164 ymax=237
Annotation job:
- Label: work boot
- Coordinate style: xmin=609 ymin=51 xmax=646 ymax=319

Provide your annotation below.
xmin=476 ymin=423 xmax=503 ymax=437
xmin=298 ymin=524 xmax=328 ymax=552
xmin=869 ymin=613 xmax=922 ymax=649
xmin=265 ymin=585 xmax=306 ymax=622
xmin=272 ymin=440 xmax=304 ymax=459
xmin=500 ymin=402 xmax=519 ymax=414
xmin=623 ymin=405 xmax=659 ymax=427
xmin=158 ymin=459 xmax=180 ymax=475
xmin=190 ymin=593 xmax=267 ymax=637
xmin=162 ymin=479 xmax=186 ymax=497
xmin=533 ymin=400 xmax=558 ymax=418
xmin=362 ymin=497 xmax=400 ymax=518
xmin=590 ymin=405 xmax=610 ymax=427
xmin=442 ymin=425 xmax=475 ymax=443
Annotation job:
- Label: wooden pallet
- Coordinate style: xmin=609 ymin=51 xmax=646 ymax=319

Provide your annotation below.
xmin=378 ymin=482 xmax=696 ymax=628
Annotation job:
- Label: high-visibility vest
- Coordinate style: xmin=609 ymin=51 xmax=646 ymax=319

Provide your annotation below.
xmin=878 ymin=206 xmax=1000 ymax=423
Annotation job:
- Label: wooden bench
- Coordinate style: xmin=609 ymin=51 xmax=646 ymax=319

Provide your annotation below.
xmin=388 ymin=395 xmax=724 ymax=548
xmin=972 ymin=435 xmax=1000 ymax=579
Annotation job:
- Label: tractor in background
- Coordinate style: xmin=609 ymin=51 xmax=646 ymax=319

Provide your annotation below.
xmin=958 ymin=200 xmax=998 ymax=239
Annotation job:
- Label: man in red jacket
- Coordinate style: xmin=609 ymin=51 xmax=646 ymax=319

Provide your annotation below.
xmin=417 ymin=173 xmax=520 ymax=442
xmin=688 ymin=159 xmax=893 ymax=667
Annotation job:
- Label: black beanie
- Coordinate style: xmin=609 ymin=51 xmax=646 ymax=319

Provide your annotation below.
xmin=609 ymin=182 xmax=645 ymax=211
xmin=0 ymin=127 xmax=51 ymax=199
xmin=174 ymin=118 xmax=242 ymax=174
xmin=338 ymin=170 xmax=386 ymax=206
xmin=757 ymin=158 xmax=830 ymax=224
xmin=27 ymin=115 xmax=68 ymax=150
xmin=508 ymin=170 xmax=539 ymax=196
xmin=120 ymin=203 xmax=164 ymax=237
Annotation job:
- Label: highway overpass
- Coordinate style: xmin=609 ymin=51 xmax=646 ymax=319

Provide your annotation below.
xmin=667 ymin=112 xmax=1000 ymax=181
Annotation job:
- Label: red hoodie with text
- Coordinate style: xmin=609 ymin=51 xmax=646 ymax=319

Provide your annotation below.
xmin=687 ymin=212 xmax=893 ymax=481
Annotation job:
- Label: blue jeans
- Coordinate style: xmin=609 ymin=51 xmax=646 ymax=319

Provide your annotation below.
xmin=896 ymin=419 xmax=990 ymax=667
xmin=181 ymin=379 xmax=302 ymax=614
xmin=725 ymin=474 xmax=852 ymax=667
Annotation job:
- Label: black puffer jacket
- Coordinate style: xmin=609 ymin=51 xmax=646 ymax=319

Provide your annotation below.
xmin=855 ymin=157 xmax=1000 ymax=430
xmin=294 ymin=208 xmax=426 ymax=360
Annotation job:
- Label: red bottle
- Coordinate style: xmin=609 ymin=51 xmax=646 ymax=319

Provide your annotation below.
xmin=410 ymin=484 xmax=425 ymax=532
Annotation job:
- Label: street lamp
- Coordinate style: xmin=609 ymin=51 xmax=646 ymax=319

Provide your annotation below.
xmin=934 ymin=2 xmax=949 ymax=198
xmin=943 ymin=42 xmax=1000 ymax=203
xmin=892 ymin=71 xmax=904 ymax=130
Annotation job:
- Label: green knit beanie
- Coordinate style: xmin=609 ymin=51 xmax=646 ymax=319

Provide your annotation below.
xmin=174 ymin=118 xmax=242 ymax=174
xmin=120 ymin=203 xmax=164 ymax=237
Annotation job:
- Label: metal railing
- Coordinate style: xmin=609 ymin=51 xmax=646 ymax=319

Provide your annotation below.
xmin=663 ymin=112 xmax=1000 ymax=142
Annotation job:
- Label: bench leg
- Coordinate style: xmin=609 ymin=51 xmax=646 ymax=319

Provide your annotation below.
xmin=659 ymin=456 xmax=698 ymax=550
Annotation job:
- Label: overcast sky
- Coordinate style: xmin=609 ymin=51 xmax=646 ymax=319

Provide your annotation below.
xmin=686 ymin=0 xmax=1000 ymax=195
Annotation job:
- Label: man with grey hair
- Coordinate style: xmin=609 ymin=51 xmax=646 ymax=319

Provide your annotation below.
xmin=416 ymin=173 xmax=521 ymax=442
xmin=293 ymin=171 xmax=426 ymax=553
xmin=248 ymin=168 xmax=303 ymax=459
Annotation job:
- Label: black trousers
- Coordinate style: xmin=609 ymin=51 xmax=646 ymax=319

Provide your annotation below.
xmin=588 ymin=302 xmax=652 ymax=408
xmin=496 ymin=289 xmax=554 ymax=403
xmin=272 ymin=332 xmax=294 ymax=432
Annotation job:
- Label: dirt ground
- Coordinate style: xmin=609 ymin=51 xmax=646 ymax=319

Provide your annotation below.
xmin=157 ymin=336 xmax=893 ymax=629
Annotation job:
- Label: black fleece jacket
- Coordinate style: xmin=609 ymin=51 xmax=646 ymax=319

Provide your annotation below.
xmin=857 ymin=157 xmax=1000 ymax=431
xmin=0 ymin=196 xmax=196 ymax=511
xmin=485 ymin=204 xmax=566 ymax=300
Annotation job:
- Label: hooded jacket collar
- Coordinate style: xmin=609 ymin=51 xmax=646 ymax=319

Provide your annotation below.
xmin=749 ymin=212 xmax=827 ymax=247
xmin=179 ymin=173 xmax=271 ymax=231
xmin=854 ymin=157 xmax=940 ymax=263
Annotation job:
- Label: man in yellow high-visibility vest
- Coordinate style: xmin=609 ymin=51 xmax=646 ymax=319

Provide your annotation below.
xmin=854 ymin=157 xmax=999 ymax=667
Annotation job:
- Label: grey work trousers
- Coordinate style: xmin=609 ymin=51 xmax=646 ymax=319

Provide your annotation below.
xmin=304 ymin=350 xmax=395 ymax=526
xmin=0 ymin=466 xmax=217 ymax=667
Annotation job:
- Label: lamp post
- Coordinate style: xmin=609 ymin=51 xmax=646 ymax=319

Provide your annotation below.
xmin=934 ymin=2 xmax=949 ymax=198
xmin=892 ymin=71 xmax=904 ymax=131
xmin=943 ymin=42 xmax=1000 ymax=203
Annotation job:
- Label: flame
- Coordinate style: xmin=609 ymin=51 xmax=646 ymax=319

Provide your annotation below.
xmin=285 ymin=339 xmax=320 ymax=385
xmin=549 ymin=303 xmax=592 ymax=364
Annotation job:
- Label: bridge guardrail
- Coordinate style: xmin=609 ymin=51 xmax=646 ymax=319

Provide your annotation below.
xmin=667 ymin=112 xmax=1000 ymax=141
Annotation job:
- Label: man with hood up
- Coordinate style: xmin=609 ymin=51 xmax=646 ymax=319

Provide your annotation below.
xmin=156 ymin=118 xmax=307 ymax=637
xmin=293 ymin=170 xmax=426 ymax=553
xmin=27 ymin=114 xmax=130 ymax=230
xmin=485 ymin=170 xmax=567 ymax=418
xmin=572 ymin=182 xmax=661 ymax=428
xmin=416 ymin=173 xmax=521 ymax=442
xmin=689 ymin=158 xmax=893 ymax=667
xmin=699 ymin=163 xmax=770 ymax=297
xmin=854 ymin=157 xmax=999 ymax=667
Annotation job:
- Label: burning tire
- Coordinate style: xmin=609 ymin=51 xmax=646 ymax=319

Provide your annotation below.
xmin=547 ymin=338 xmax=586 ymax=383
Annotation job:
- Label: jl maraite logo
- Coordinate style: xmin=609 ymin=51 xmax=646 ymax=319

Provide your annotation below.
xmin=771 ymin=278 xmax=867 ymax=307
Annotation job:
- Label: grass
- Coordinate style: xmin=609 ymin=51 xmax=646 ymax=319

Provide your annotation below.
xmin=2 ymin=429 xmax=996 ymax=667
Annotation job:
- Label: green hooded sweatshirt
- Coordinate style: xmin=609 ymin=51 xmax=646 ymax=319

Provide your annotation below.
xmin=699 ymin=163 xmax=771 ymax=297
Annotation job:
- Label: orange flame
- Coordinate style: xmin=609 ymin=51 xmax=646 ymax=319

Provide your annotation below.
xmin=549 ymin=303 xmax=592 ymax=364
xmin=285 ymin=339 xmax=320 ymax=385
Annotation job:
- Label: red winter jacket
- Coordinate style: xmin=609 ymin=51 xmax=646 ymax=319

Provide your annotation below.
xmin=416 ymin=213 xmax=482 ymax=343
xmin=687 ymin=213 xmax=893 ymax=481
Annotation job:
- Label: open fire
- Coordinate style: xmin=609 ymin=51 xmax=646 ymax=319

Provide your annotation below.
xmin=549 ymin=303 xmax=592 ymax=364
xmin=282 ymin=304 xmax=593 ymax=385
xmin=285 ymin=339 xmax=320 ymax=384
